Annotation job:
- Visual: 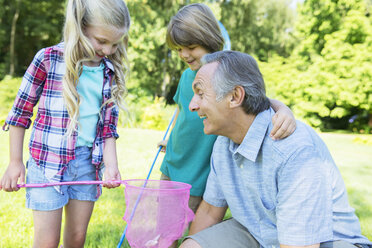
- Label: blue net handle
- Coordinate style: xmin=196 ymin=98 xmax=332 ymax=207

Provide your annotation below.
xmin=218 ymin=21 xmax=231 ymax=50
xmin=117 ymin=109 xmax=177 ymax=248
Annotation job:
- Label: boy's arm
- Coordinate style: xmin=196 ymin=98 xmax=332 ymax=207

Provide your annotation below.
xmin=0 ymin=125 xmax=26 ymax=191
xmin=158 ymin=107 xmax=179 ymax=152
xmin=269 ymin=98 xmax=296 ymax=140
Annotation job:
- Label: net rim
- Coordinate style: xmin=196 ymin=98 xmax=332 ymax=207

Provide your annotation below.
xmin=123 ymin=179 xmax=192 ymax=192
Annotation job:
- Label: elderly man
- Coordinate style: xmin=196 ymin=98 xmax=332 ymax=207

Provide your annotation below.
xmin=181 ymin=51 xmax=371 ymax=248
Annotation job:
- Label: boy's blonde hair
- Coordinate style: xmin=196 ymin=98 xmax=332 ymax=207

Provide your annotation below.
xmin=63 ymin=0 xmax=130 ymax=136
xmin=166 ymin=3 xmax=224 ymax=53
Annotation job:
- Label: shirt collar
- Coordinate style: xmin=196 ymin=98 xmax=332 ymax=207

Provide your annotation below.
xmin=102 ymin=57 xmax=115 ymax=72
xmin=229 ymin=108 xmax=273 ymax=162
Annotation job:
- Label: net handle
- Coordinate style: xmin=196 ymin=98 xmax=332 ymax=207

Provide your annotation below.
xmin=16 ymin=180 xmax=124 ymax=188
xmin=117 ymin=108 xmax=177 ymax=248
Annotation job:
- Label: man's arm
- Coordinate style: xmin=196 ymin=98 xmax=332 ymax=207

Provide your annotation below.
xmin=277 ymin=146 xmax=332 ymax=246
xmin=189 ymin=200 xmax=227 ymax=235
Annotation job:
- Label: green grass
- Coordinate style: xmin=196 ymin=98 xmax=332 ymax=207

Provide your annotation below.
xmin=0 ymin=128 xmax=371 ymax=247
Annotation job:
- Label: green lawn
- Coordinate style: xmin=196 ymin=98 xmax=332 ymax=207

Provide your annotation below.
xmin=0 ymin=128 xmax=371 ymax=247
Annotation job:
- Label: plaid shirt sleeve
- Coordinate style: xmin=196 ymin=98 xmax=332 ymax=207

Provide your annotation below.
xmin=5 ymin=48 xmax=47 ymax=129
xmin=102 ymin=102 xmax=119 ymax=139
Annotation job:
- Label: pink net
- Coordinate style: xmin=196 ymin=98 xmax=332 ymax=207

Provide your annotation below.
xmin=123 ymin=179 xmax=194 ymax=248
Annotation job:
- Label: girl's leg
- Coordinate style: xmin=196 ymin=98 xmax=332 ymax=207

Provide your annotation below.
xmin=33 ymin=208 xmax=63 ymax=248
xmin=63 ymin=199 xmax=95 ymax=248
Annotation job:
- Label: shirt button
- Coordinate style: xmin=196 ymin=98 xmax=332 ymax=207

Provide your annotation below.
xmin=239 ymin=164 xmax=243 ymax=168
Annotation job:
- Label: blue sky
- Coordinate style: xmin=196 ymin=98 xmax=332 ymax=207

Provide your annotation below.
xmin=290 ymin=0 xmax=304 ymax=9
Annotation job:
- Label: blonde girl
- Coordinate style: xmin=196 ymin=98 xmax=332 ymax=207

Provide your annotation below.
xmin=0 ymin=0 xmax=130 ymax=247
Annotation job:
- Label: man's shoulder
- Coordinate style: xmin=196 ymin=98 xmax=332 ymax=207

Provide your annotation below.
xmin=212 ymin=120 xmax=326 ymax=162
xmin=269 ymin=120 xmax=322 ymax=159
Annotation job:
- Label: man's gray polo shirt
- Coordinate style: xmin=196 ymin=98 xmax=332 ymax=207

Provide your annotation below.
xmin=204 ymin=108 xmax=371 ymax=247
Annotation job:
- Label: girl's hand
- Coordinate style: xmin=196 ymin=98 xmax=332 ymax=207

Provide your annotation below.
xmin=270 ymin=107 xmax=296 ymax=140
xmin=157 ymin=139 xmax=168 ymax=153
xmin=103 ymin=164 xmax=121 ymax=189
xmin=0 ymin=161 xmax=25 ymax=192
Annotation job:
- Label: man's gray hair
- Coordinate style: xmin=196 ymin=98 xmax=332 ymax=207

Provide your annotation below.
xmin=201 ymin=51 xmax=270 ymax=115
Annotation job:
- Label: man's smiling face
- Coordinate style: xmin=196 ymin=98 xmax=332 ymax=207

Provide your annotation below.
xmin=189 ymin=62 xmax=231 ymax=136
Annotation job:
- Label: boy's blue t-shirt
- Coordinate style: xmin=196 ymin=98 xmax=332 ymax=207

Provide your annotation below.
xmin=160 ymin=68 xmax=217 ymax=196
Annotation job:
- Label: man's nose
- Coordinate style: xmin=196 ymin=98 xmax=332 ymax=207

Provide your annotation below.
xmin=189 ymin=96 xmax=199 ymax=112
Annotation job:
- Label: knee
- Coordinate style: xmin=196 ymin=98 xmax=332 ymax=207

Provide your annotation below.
xmin=64 ymin=230 xmax=87 ymax=248
xmin=33 ymin=236 xmax=60 ymax=248
xmin=179 ymin=238 xmax=202 ymax=248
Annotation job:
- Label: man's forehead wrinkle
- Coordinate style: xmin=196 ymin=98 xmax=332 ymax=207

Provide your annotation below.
xmin=192 ymin=81 xmax=199 ymax=91
xmin=193 ymin=80 xmax=204 ymax=91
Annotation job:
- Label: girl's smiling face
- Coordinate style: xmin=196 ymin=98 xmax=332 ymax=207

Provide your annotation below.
xmin=177 ymin=45 xmax=209 ymax=71
xmin=84 ymin=24 xmax=126 ymax=67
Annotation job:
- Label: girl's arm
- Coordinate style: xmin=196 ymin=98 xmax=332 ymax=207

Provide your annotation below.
xmin=269 ymin=99 xmax=296 ymax=140
xmin=102 ymin=137 xmax=121 ymax=188
xmin=1 ymin=49 xmax=47 ymax=191
xmin=0 ymin=125 xmax=26 ymax=191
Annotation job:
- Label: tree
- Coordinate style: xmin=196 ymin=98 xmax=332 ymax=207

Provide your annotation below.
xmin=0 ymin=0 xmax=65 ymax=79
xmin=263 ymin=0 xmax=372 ymax=131
xmin=220 ymin=0 xmax=295 ymax=61
xmin=294 ymin=0 xmax=366 ymax=60
xmin=9 ymin=0 xmax=21 ymax=76
xmin=126 ymin=0 xmax=198 ymax=102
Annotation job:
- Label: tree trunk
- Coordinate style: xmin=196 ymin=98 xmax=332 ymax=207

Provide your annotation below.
xmin=9 ymin=0 xmax=21 ymax=76
xmin=160 ymin=47 xmax=170 ymax=99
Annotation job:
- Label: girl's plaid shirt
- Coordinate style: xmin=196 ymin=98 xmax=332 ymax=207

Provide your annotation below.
xmin=3 ymin=43 xmax=119 ymax=187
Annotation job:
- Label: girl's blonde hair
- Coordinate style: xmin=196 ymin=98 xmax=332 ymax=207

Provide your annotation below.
xmin=166 ymin=3 xmax=224 ymax=53
xmin=63 ymin=0 xmax=130 ymax=136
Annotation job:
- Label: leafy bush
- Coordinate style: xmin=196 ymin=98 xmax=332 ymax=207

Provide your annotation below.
xmin=353 ymin=136 xmax=372 ymax=145
xmin=260 ymin=52 xmax=372 ymax=133
xmin=121 ymin=95 xmax=176 ymax=130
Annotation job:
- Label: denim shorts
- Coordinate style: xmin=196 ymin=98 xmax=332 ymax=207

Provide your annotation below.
xmin=26 ymin=146 xmax=102 ymax=211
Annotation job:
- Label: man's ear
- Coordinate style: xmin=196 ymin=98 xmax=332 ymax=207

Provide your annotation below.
xmin=229 ymin=86 xmax=245 ymax=108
